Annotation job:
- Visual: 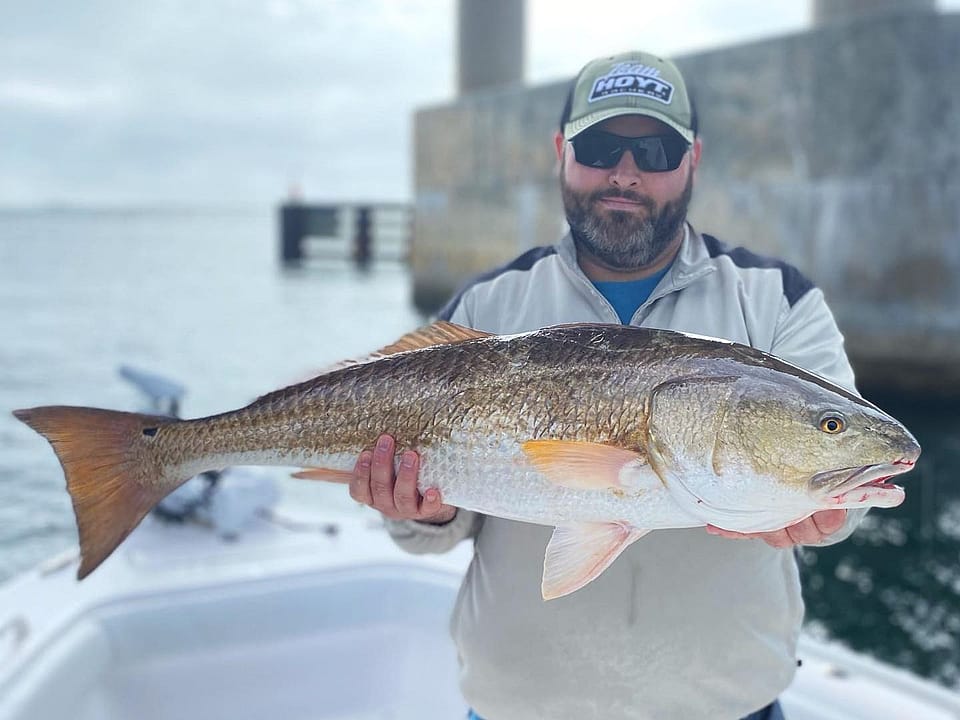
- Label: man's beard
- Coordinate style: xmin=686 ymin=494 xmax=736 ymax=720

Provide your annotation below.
xmin=561 ymin=170 xmax=693 ymax=271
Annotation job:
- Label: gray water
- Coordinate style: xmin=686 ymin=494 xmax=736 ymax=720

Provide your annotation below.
xmin=0 ymin=210 xmax=957 ymax=688
xmin=0 ymin=208 xmax=422 ymax=578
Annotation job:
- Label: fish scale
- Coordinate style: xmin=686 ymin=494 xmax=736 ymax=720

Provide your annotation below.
xmin=12 ymin=321 xmax=920 ymax=598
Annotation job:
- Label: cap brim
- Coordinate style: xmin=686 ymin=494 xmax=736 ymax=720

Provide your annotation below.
xmin=564 ymin=108 xmax=694 ymax=143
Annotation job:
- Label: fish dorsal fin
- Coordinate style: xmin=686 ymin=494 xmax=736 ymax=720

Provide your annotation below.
xmin=258 ymin=322 xmax=493 ymax=405
xmin=322 ymin=321 xmax=493 ymax=372
xmin=375 ymin=321 xmax=492 ymax=356
xmin=521 ymin=440 xmax=659 ymax=492
xmin=542 ymin=522 xmax=650 ymax=600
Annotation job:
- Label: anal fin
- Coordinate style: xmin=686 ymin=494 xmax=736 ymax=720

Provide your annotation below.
xmin=291 ymin=467 xmax=353 ymax=484
xmin=541 ymin=522 xmax=649 ymax=600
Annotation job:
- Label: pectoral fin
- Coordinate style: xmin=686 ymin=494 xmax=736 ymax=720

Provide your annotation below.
xmin=541 ymin=522 xmax=650 ymax=600
xmin=521 ymin=440 xmax=659 ymax=491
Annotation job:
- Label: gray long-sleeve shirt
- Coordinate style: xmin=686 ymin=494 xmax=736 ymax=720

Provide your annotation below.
xmin=387 ymin=226 xmax=864 ymax=719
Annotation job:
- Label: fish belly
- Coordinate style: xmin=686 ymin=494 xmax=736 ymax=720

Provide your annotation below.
xmin=417 ymin=434 xmax=701 ymax=530
xmin=199 ymin=428 xmax=700 ymax=531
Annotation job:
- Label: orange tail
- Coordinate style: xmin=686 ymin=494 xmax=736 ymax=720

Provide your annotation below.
xmin=13 ymin=406 xmax=183 ymax=579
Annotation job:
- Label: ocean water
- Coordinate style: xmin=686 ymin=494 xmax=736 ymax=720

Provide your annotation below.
xmin=0 ymin=208 xmax=423 ymax=580
xmin=797 ymin=393 xmax=960 ymax=687
xmin=0 ymin=209 xmax=957 ymax=688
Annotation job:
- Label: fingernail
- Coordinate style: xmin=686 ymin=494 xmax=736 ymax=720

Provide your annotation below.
xmin=359 ymin=451 xmax=371 ymax=468
xmin=424 ymin=489 xmax=437 ymax=503
xmin=376 ymin=436 xmax=391 ymax=451
xmin=401 ymin=451 xmax=416 ymax=468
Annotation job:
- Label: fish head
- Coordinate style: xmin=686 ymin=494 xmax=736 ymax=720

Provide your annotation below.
xmin=645 ymin=370 xmax=920 ymax=532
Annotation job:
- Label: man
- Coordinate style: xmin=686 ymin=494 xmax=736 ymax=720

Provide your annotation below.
xmin=350 ymin=51 xmax=864 ymax=719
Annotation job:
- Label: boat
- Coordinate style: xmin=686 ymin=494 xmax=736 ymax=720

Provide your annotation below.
xmin=1 ymin=370 xmax=958 ymax=720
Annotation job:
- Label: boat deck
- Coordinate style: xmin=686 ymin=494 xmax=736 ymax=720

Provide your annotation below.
xmin=1 ymin=503 xmax=957 ymax=720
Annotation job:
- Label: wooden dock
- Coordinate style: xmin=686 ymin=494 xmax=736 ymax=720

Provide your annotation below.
xmin=279 ymin=202 xmax=410 ymax=266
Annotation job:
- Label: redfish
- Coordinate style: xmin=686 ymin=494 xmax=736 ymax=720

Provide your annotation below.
xmin=14 ymin=322 xmax=920 ymax=599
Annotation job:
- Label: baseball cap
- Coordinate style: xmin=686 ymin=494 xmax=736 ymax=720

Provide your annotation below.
xmin=562 ymin=50 xmax=695 ymax=143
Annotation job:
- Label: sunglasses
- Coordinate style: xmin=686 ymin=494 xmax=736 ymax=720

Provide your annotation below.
xmin=570 ymin=130 xmax=690 ymax=172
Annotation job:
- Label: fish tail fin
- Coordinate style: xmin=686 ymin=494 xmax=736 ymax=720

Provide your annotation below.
xmin=13 ymin=406 xmax=184 ymax=579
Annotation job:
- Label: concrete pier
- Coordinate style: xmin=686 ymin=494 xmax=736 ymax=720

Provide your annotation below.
xmin=812 ymin=0 xmax=936 ymax=26
xmin=410 ymin=8 xmax=960 ymax=394
xmin=457 ymin=0 xmax=524 ymax=93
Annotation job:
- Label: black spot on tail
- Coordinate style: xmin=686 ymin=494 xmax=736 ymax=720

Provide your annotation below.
xmin=142 ymin=427 xmax=158 ymax=437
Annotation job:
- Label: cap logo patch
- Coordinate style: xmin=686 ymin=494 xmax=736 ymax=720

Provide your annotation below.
xmin=588 ymin=62 xmax=674 ymax=105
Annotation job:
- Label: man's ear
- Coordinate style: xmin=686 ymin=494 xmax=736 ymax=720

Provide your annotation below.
xmin=554 ymin=131 xmax=565 ymax=163
xmin=689 ymin=137 xmax=703 ymax=173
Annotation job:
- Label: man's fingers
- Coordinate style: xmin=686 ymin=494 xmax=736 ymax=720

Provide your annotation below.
xmin=393 ymin=450 xmax=421 ymax=516
xmin=705 ymin=525 xmax=747 ymax=539
xmin=422 ymin=488 xmax=443 ymax=514
xmin=351 ymin=436 xmax=453 ymax=522
xmin=784 ymin=519 xmax=822 ymax=546
xmin=707 ymin=524 xmax=807 ymax=548
xmin=812 ymin=509 xmax=846 ymax=536
xmin=708 ymin=510 xmax=851 ymax=548
xmin=395 ymin=452 xmax=456 ymax=522
xmin=762 ymin=529 xmax=794 ymax=548
xmin=369 ymin=434 xmax=398 ymax=514
xmin=349 ymin=450 xmax=374 ymax=506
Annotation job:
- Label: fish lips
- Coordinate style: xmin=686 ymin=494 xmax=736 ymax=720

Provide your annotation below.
xmin=811 ymin=458 xmax=917 ymax=508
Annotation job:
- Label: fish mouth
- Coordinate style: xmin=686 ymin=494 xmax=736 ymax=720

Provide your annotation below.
xmin=813 ymin=458 xmax=917 ymax=508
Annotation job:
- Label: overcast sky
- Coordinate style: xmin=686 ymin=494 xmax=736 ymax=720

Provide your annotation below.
xmin=3 ymin=0 xmax=957 ymax=207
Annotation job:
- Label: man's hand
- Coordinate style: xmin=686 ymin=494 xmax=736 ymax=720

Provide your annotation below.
xmin=705 ymin=509 xmax=847 ymax=548
xmin=350 ymin=434 xmax=457 ymax=524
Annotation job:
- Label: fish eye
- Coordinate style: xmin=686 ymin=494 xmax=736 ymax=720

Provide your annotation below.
xmin=819 ymin=413 xmax=846 ymax=434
